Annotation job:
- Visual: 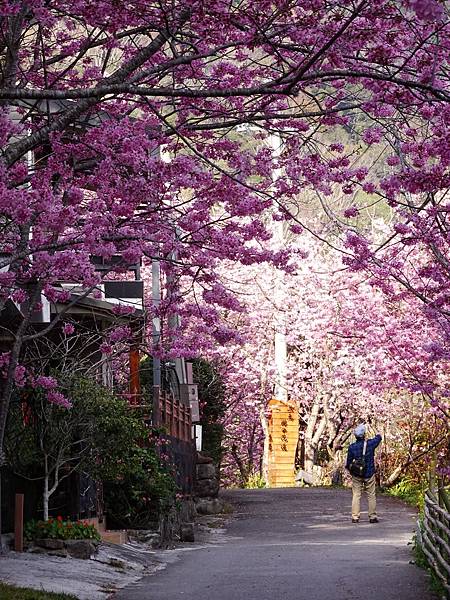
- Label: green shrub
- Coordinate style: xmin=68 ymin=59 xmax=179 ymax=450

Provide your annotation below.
xmin=193 ymin=358 xmax=226 ymax=464
xmin=244 ymin=473 xmax=266 ymax=489
xmin=202 ymin=422 xmax=225 ymax=465
xmin=5 ymin=375 xmax=159 ymax=521
xmin=385 ymin=477 xmax=426 ymax=509
xmin=104 ymin=446 xmax=176 ymax=529
xmin=24 ymin=517 xmax=101 ymax=541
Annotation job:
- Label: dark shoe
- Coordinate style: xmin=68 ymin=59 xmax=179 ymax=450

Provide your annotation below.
xmin=369 ymin=517 xmax=379 ymax=523
xmin=352 ymin=518 xmax=359 ymax=523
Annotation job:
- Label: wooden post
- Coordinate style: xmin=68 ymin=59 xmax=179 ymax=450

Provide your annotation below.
xmin=166 ymin=396 xmax=172 ymax=434
xmin=129 ymin=348 xmax=140 ymax=405
xmin=14 ymin=493 xmax=24 ymax=552
xmin=153 ymin=385 xmax=161 ymax=427
xmin=183 ymin=406 xmax=189 ymax=441
xmin=187 ymin=407 xmax=192 ymax=442
xmin=174 ymin=400 xmax=179 ymax=439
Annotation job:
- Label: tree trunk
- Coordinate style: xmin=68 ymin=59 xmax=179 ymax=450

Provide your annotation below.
xmin=382 ymin=465 xmax=404 ymax=487
xmin=247 ymin=422 xmax=256 ymax=477
xmin=0 ymin=280 xmax=42 ymax=544
xmin=304 ymin=443 xmax=315 ymax=474
xmin=43 ymin=473 xmax=49 ymax=521
xmin=329 ymin=446 xmax=344 ymax=486
xmin=438 ymin=482 xmax=450 ymax=512
xmin=304 ymin=408 xmax=327 ymax=479
xmin=0 ymin=463 xmax=3 ymax=552
xmin=304 ymin=398 xmax=320 ymax=474
xmin=231 ymin=444 xmax=249 ymax=485
xmin=0 ymin=277 xmax=41 ymax=510
xmin=260 ymin=407 xmax=269 ymax=484
xmin=0 ymin=346 xmax=23 ymax=550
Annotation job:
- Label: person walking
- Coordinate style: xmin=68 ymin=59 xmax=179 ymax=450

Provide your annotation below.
xmin=346 ymin=424 xmax=382 ymax=523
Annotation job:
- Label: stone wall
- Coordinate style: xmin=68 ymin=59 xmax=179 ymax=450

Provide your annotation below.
xmin=159 ymin=497 xmax=197 ymax=548
xmin=28 ymin=538 xmax=100 ymax=559
xmin=194 ymin=453 xmax=224 ymax=515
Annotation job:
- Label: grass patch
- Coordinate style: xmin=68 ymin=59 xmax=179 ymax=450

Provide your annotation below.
xmin=243 ymin=474 xmax=266 ymax=489
xmin=0 ymin=583 xmax=78 ymax=599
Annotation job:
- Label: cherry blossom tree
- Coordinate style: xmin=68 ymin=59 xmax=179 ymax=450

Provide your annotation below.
xmin=0 ymin=0 xmax=449 ymax=504
xmin=207 ymin=234 xmax=449 ymax=487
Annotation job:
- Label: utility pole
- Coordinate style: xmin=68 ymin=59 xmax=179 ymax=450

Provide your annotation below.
xmin=263 ymin=132 xmax=299 ymax=487
xmin=267 ymin=132 xmax=288 ymax=404
xmin=152 ymin=259 xmax=161 ymax=425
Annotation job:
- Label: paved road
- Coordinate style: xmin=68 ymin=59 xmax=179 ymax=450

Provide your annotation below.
xmin=116 ymin=487 xmax=435 ymax=600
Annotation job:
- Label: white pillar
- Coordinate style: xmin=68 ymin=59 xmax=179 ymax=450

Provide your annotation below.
xmin=152 ymin=259 xmax=161 ymax=388
xmin=267 ymin=133 xmax=288 ymax=403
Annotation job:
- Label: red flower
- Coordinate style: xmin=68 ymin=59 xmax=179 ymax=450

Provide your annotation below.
xmin=57 ymin=515 xmax=63 ymax=522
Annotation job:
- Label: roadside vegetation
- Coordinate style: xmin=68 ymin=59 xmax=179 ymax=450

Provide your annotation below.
xmin=385 ymin=477 xmax=427 ymax=510
xmin=0 ymin=583 xmax=78 ymax=600
xmin=5 ymin=374 xmax=177 ymax=530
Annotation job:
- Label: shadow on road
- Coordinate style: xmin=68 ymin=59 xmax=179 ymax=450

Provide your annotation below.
xmin=116 ymin=487 xmax=436 ymax=600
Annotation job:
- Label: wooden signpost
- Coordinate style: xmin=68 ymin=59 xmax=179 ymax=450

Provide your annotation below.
xmin=14 ymin=493 xmax=24 ymax=552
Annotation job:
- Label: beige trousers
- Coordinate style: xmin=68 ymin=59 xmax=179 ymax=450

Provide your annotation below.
xmin=351 ymin=474 xmax=377 ymax=520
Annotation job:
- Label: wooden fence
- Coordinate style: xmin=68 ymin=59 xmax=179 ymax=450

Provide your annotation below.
xmin=419 ymin=490 xmax=450 ymax=597
xmin=127 ymin=387 xmax=192 ymax=442
xmin=153 ymin=387 xmax=195 ymax=494
xmin=154 ymin=388 xmax=192 ymax=442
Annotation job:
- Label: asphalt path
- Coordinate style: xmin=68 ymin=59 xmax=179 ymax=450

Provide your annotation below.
xmin=115 ymin=487 xmax=435 ymax=600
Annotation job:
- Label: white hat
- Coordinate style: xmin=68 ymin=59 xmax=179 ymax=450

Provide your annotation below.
xmin=354 ymin=423 xmax=366 ymax=438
